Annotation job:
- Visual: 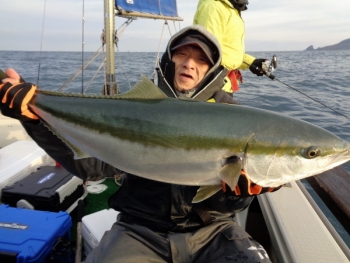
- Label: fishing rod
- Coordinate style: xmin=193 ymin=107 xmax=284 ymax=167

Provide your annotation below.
xmin=254 ymin=56 xmax=350 ymax=121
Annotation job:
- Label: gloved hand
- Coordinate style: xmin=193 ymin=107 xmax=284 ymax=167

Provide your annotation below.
xmin=0 ymin=69 xmax=39 ymax=122
xmin=223 ymin=170 xmax=281 ymax=196
xmin=249 ymin=58 xmax=267 ymax=76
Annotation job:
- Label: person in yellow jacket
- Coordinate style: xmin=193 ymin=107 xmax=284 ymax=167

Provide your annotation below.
xmin=194 ymin=0 xmax=267 ymax=93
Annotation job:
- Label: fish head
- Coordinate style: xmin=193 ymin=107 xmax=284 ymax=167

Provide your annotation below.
xmin=242 ymin=118 xmax=350 ymax=188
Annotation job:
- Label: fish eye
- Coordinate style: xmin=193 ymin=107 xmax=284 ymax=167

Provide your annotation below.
xmin=304 ymin=146 xmax=320 ymax=159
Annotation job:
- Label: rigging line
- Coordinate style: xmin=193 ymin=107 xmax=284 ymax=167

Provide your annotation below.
xmin=84 ymin=56 xmax=106 ymax=94
xmin=112 ymin=18 xmax=134 ymax=90
xmin=151 ymin=21 xmax=167 ymax=82
xmin=37 ymin=0 xmax=47 ymax=87
xmin=81 ymin=0 xmax=85 ymax=94
xmin=165 ymin=20 xmax=172 ymax=37
xmin=154 ymin=21 xmax=166 ymax=69
xmin=116 ymin=18 xmax=134 ymax=38
xmin=116 ymin=45 xmax=132 ymax=90
xmin=58 ymin=47 xmax=103 ymax=91
xmin=116 ymin=19 xmax=133 ymax=31
xmin=274 ymin=77 xmax=350 ymax=120
xmin=102 ymin=44 xmax=107 ymax=95
xmin=172 ymin=20 xmax=179 ymax=33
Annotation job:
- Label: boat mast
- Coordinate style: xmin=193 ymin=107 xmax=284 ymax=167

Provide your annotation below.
xmin=103 ymin=0 xmax=118 ymax=95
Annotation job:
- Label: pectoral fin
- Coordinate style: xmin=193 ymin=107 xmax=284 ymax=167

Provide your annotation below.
xmin=65 ymin=140 xmax=92 ymax=159
xmin=192 ymin=157 xmax=242 ymax=203
xmin=218 ymin=157 xmax=242 ymax=190
xmin=192 ymin=185 xmax=222 ymax=203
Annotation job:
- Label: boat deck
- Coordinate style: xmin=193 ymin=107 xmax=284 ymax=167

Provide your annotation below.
xmin=258 ymin=180 xmax=350 ymax=262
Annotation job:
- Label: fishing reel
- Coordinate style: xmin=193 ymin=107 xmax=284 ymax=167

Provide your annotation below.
xmin=261 ymin=55 xmax=277 ymax=80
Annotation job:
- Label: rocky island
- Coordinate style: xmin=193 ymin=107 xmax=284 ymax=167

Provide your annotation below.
xmin=305 ymin=38 xmax=350 ymax=51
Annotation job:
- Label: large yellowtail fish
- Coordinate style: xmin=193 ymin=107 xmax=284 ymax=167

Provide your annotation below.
xmin=29 ymin=75 xmax=350 ymax=202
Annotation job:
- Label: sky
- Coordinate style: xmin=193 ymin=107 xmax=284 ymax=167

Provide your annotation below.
xmin=1 ymin=0 xmax=350 ymax=52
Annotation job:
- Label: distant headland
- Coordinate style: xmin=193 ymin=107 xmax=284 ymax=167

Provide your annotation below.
xmin=305 ymin=38 xmax=350 ymax=51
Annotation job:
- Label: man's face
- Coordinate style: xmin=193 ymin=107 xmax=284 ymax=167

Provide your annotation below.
xmin=172 ymin=45 xmax=211 ymax=92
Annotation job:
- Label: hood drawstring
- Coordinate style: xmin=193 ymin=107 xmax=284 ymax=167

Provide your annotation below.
xmin=163 ymin=63 xmax=168 ymax=77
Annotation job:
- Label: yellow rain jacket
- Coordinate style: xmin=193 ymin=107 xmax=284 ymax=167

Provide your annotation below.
xmin=194 ymin=0 xmax=256 ymax=92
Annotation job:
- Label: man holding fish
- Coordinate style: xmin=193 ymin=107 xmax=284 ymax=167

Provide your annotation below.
xmin=0 ymin=25 xmax=280 ymax=262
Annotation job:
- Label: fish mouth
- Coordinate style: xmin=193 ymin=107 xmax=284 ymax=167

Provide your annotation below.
xmin=322 ymin=148 xmax=350 ymax=168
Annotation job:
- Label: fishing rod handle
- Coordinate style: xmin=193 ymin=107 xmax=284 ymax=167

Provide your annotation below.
xmin=268 ymin=73 xmax=275 ymax=80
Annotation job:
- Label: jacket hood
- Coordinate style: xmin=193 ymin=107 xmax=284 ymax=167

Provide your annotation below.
xmin=157 ymin=25 xmax=227 ymax=100
xmin=166 ymin=25 xmax=223 ymax=70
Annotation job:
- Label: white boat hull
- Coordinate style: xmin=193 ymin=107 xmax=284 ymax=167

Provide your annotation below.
xmin=0 ymin=113 xmax=31 ymax=148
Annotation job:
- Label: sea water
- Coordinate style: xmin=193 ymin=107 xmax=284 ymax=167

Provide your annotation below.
xmin=1 ymin=50 xmax=349 ymax=245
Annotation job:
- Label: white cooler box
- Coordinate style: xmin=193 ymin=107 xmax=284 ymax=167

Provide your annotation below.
xmin=0 ymin=140 xmax=55 ymax=199
xmin=82 ymin=209 xmax=120 ymax=255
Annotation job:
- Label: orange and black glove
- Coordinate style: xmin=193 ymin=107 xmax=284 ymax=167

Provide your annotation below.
xmin=223 ymin=170 xmax=281 ymax=197
xmin=0 ymin=81 xmax=39 ymax=122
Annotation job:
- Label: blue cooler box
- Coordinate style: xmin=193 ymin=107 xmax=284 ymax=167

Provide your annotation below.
xmin=0 ymin=205 xmax=72 ymax=263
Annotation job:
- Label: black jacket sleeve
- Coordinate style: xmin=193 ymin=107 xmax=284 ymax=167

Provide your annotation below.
xmin=200 ymin=189 xmax=254 ymax=214
xmin=21 ymin=121 xmax=118 ymax=181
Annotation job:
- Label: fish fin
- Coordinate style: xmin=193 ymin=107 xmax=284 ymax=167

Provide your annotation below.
xmin=64 ymin=140 xmax=92 ymax=159
xmin=193 ymin=157 xmax=242 ymax=203
xmin=35 ymin=75 xmax=167 ymax=100
xmin=192 ymin=185 xmax=222 ymax=203
xmin=41 ymin=121 xmax=92 ymax=159
xmin=218 ymin=157 xmax=242 ymax=190
xmin=117 ymin=74 xmax=168 ymax=99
